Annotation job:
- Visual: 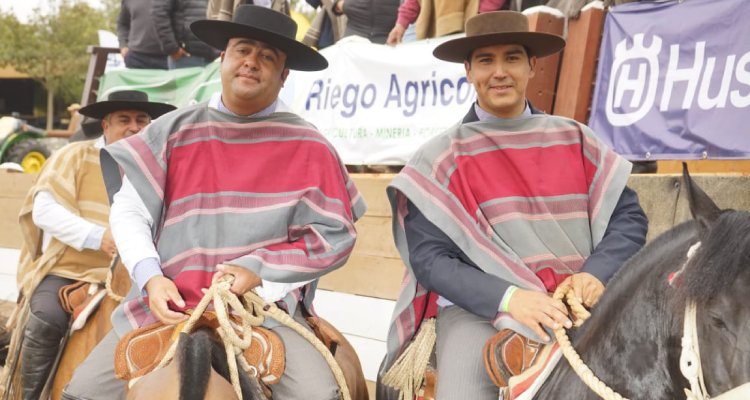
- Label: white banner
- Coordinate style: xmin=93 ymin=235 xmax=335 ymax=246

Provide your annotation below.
xmin=286 ymin=35 xmax=475 ymax=165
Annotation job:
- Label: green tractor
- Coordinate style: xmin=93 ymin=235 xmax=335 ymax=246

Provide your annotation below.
xmin=0 ymin=116 xmax=52 ymax=173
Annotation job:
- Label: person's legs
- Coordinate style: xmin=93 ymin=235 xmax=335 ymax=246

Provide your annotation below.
xmin=269 ymin=314 xmax=339 ymax=400
xmin=61 ymin=329 xmax=125 ymax=400
xmin=435 ymin=306 xmax=499 ymax=400
xmin=168 ymin=55 xmax=213 ymax=69
xmin=124 ymin=51 xmax=168 ymax=69
xmin=22 ymin=275 xmax=75 ymax=400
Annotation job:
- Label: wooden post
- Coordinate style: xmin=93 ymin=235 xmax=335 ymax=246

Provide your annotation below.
xmin=526 ymin=10 xmax=565 ymax=114
xmin=553 ymin=4 xmax=606 ymax=123
xmin=80 ymin=46 xmax=120 ymax=107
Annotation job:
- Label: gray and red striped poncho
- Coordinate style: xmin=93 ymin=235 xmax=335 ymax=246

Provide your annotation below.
xmin=383 ymin=115 xmax=632 ymax=368
xmin=105 ymin=103 xmax=366 ymax=334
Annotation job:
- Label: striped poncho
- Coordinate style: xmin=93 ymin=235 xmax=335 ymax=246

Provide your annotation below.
xmin=382 ymin=115 xmax=632 ymax=369
xmin=104 ymin=103 xmax=366 ymax=333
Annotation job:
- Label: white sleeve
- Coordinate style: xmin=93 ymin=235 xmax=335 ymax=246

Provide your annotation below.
xmin=110 ymin=176 xmax=160 ymax=275
xmin=32 ymin=191 xmax=104 ymax=251
xmin=255 ymin=280 xmax=314 ymax=303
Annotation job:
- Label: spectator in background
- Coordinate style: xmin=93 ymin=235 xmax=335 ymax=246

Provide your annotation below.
xmin=207 ymin=0 xmax=291 ymax=20
xmin=303 ymin=0 xmax=346 ymax=49
xmin=152 ymin=0 xmax=221 ymax=69
xmin=117 ymin=0 xmax=169 ymax=69
xmin=387 ymin=0 xmax=507 ymax=45
xmin=331 ymin=0 xmax=400 ymax=44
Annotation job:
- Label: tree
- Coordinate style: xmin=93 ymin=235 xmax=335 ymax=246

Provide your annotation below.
xmin=0 ymin=1 xmax=113 ymax=129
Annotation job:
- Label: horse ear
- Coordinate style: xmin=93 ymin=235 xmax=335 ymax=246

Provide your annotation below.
xmin=682 ymin=162 xmax=721 ymax=232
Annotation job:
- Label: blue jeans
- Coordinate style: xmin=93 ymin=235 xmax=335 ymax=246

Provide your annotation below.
xmin=124 ymin=51 xmax=168 ymax=69
xmin=168 ymin=55 xmax=215 ymax=69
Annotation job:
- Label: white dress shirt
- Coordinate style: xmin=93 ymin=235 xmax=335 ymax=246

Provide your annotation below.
xmin=32 ymin=137 xmax=106 ymax=252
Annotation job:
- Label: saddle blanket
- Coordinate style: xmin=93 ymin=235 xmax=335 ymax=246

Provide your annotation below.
xmin=506 ymin=342 xmax=562 ymax=400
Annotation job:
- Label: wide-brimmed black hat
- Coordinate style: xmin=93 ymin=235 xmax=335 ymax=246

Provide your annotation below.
xmin=433 ymin=11 xmax=566 ymax=63
xmin=190 ymin=5 xmax=327 ymax=71
xmin=78 ymin=90 xmax=176 ymax=120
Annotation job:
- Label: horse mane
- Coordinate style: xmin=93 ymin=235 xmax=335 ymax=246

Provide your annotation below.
xmin=677 ymin=210 xmax=750 ymax=305
xmin=177 ymin=329 xmax=264 ymax=400
xmin=177 ymin=330 xmax=213 ymax=400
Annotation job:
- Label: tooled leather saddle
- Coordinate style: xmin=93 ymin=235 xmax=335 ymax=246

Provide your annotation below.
xmin=483 ymin=329 xmax=544 ymax=388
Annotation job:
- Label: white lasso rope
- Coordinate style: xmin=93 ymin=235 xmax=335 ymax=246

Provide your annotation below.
xmin=552 ymin=283 xmax=628 ymax=400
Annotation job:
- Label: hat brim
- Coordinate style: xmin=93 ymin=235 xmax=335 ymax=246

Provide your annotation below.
xmin=78 ymin=101 xmax=176 ymax=120
xmin=433 ymin=32 xmax=565 ymax=63
xmin=191 ymin=20 xmax=328 ymax=71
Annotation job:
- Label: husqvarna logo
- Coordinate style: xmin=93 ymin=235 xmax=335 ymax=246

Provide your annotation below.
xmin=604 ymin=34 xmax=750 ymax=126
xmin=605 ymin=34 xmax=662 ymax=126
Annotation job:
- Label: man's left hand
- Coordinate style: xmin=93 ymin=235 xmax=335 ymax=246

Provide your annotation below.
xmin=212 ymin=264 xmax=262 ymax=295
xmin=561 ymin=272 xmax=604 ymax=309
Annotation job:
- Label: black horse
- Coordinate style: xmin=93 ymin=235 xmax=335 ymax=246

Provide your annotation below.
xmin=535 ymin=167 xmax=750 ymax=399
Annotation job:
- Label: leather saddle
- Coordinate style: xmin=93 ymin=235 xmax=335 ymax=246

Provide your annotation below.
xmin=483 ymin=329 xmax=543 ymax=388
xmin=113 ymin=311 xmax=286 ymax=385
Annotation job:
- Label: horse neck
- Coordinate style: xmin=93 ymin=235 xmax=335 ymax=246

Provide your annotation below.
xmin=536 ymin=223 xmax=698 ymax=399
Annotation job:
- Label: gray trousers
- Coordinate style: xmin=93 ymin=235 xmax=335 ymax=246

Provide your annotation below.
xmin=435 ymin=306 xmax=500 ymax=400
xmin=63 ymin=313 xmax=339 ymax=399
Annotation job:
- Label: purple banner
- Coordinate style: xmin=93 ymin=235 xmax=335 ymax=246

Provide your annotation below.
xmin=588 ymin=0 xmax=750 ymax=160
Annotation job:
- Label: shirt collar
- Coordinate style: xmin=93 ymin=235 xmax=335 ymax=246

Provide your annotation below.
xmin=474 ymin=101 xmax=532 ymax=122
xmin=209 ymin=92 xmax=278 ymax=117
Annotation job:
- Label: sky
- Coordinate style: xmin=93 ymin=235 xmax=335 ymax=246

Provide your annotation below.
xmin=1 ymin=0 xmax=107 ymax=23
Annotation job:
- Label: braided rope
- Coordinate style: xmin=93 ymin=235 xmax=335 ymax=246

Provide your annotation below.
xmin=151 ymin=273 xmax=351 ymax=400
xmin=380 ymin=318 xmax=436 ymax=400
xmin=242 ymin=290 xmax=352 ymax=400
xmin=552 ymin=284 xmax=628 ymax=400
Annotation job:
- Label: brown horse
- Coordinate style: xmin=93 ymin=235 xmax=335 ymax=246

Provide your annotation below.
xmin=127 ymin=315 xmax=369 ymax=400
xmin=127 ymin=329 xmax=259 ymax=400
xmin=49 ymin=260 xmax=131 ymax=399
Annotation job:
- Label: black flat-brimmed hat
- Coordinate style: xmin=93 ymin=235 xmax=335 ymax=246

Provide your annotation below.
xmin=78 ymin=90 xmax=176 ymax=120
xmin=190 ymin=5 xmax=328 ymax=71
xmin=433 ymin=11 xmax=566 ymax=63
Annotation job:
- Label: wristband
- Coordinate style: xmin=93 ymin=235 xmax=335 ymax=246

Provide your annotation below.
xmin=500 ymin=285 xmax=517 ymax=313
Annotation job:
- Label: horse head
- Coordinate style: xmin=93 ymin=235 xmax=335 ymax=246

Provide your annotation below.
xmin=672 ymin=165 xmax=750 ymax=396
xmin=535 ymin=165 xmax=750 ymax=400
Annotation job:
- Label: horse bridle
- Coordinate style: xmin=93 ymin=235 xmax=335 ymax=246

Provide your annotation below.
xmin=679 ymin=242 xmax=750 ymax=400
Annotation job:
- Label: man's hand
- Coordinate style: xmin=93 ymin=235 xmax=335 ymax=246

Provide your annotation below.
xmin=170 ymin=48 xmax=190 ymax=61
xmin=212 ymin=264 xmax=262 ymax=295
xmin=561 ymin=272 xmax=605 ymax=309
xmin=333 ymin=0 xmax=344 ymax=13
xmin=120 ymin=47 xmax=129 ymax=58
xmin=145 ymin=276 xmax=187 ymax=325
xmin=100 ymin=228 xmax=117 ymax=255
xmin=507 ymin=288 xmax=571 ymax=342
xmin=386 ymin=23 xmax=406 ymax=46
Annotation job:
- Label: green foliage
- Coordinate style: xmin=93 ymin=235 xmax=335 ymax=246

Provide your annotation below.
xmin=0 ymin=0 xmax=115 ymax=117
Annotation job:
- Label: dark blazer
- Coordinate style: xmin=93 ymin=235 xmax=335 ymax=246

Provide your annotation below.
xmin=404 ymin=105 xmax=649 ymax=319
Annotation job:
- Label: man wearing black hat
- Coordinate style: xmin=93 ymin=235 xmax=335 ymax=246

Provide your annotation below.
xmin=7 ymin=91 xmax=174 ymax=400
xmin=379 ymin=10 xmax=648 ymax=399
xmin=63 ymin=6 xmax=365 ymax=400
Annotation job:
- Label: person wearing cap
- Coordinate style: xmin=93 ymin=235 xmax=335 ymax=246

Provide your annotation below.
xmin=378 ymin=10 xmax=647 ymax=399
xmin=8 ymin=90 xmax=174 ymax=400
xmin=63 ymin=5 xmax=365 ymax=400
